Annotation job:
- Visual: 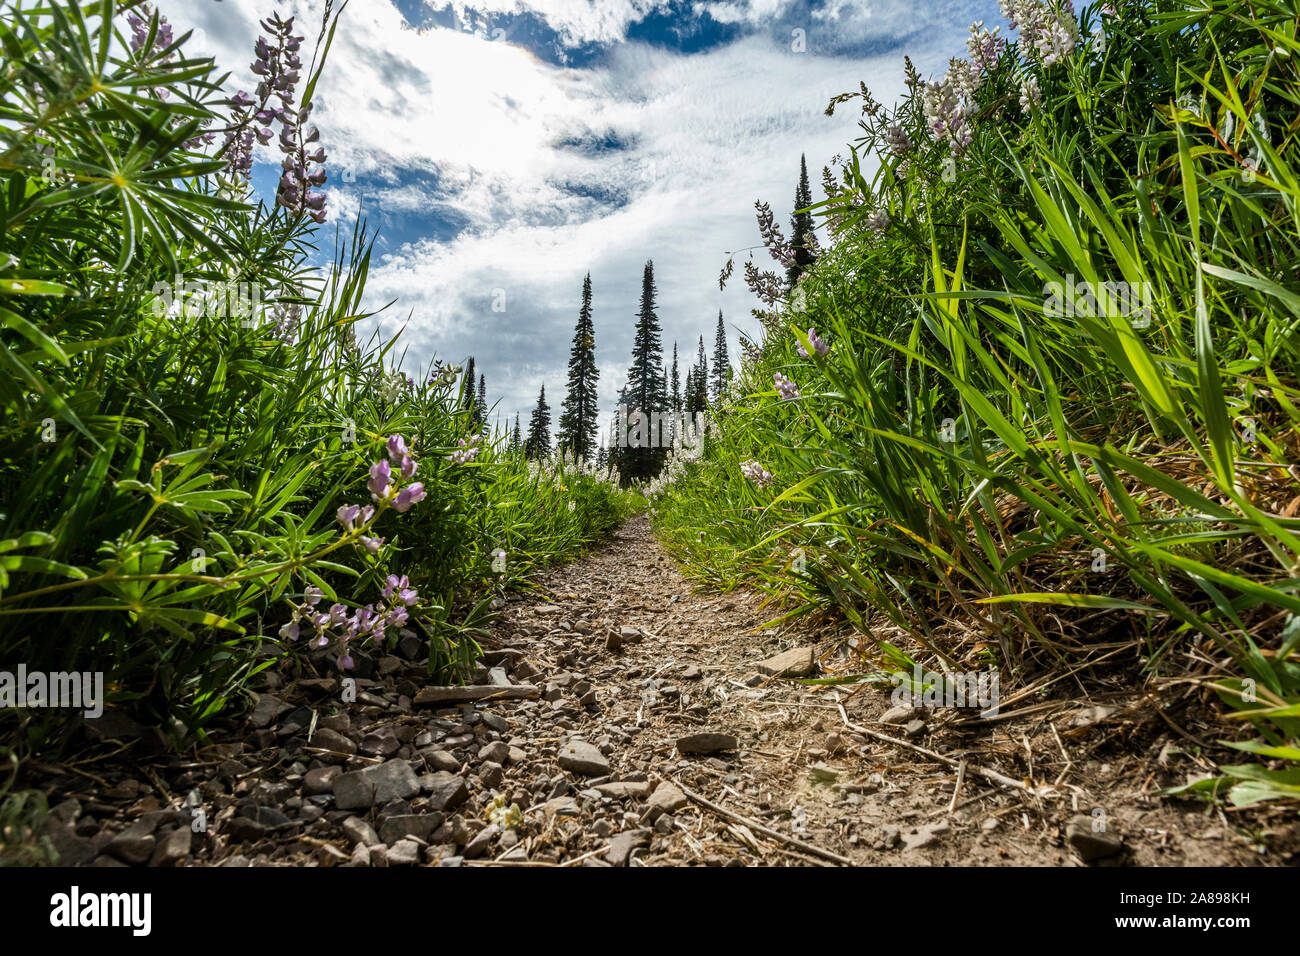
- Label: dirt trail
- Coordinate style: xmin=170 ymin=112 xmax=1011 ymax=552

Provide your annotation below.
xmin=27 ymin=517 xmax=1296 ymax=867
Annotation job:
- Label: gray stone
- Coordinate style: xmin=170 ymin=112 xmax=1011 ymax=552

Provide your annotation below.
xmin=310 ymin=728 xmax=357 ymax=762
xmin=342 ymin=816 xmax=380 ymax=847
xmin=1066 ymin=815 xmax=1123 ymax=862
xmin=478 ymin=741 xmax=510 ymax=764
xmin=755 ymin=646 xmax=815 ymax=678
xmin=105 ymin=820 xmax=158 ymax=865
xmin=606 ymin=828 xmax=651 ymax=866
xmin=423 ymin=771 xmax=469 ymax=811
xmin=676 ymin=733 xmax=738 ymax=755
xmin=149 ymin=827 xmax=192 ymax=866
xmin=388 ymin=839 xmax=420 ymax=865
xmin=250 ymin=693 xmax=292 ymax=728
xmin=380 ymin=813 xmax=443 ymax=844
xmin=641 ymin=781 xmax=688 ymax=822
xmin=421 ymin=748 xmax=461 ymax=773
xmin=333 ymin=760 xmax=420 ymax=811
xmin=303 ymin=766 xmax=341 ymax=796
xmin=360 ymin=727 xmax=400 ymax=756
xmin=594 ymin=781 xmax=653 ymax=800
xmin=463 ymin=824 xmax=500 ymax=860
xmin=558 ymin=740 xmax=610 ymax=777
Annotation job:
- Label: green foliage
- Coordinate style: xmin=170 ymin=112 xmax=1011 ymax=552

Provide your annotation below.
xmin=0 ymin=0 xmax=635 ymax=755
xmin=657 ymin=0 xmax=1300 ymax=807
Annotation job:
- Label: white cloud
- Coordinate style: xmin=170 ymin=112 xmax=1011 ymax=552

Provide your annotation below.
xmin=161 ymin=0 xmax=980 ymax=427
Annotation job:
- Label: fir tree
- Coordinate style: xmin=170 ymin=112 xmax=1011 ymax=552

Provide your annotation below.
xmin=618 ymin=260 xmax=668 ymax=480
xmin=670 ymin=341 xmax=681 ymax=413
xmin=476 ymin=373 xmax=487 ymax=426
xmin=787 ymin=154 xmax=817 ymax=289
xmin=557 ymin=273 xmax=600 ymax=461
xmin=511 ymin=413 xmax=521 ymax=454
xmin=694 ymin=335 xmax=709 ymax=410
xmin=711 ymin=310 xmax=729 ymax=403
xmin=462 ymin=356 xmax=477 ymax=414
xmin=524 ymin=385 xmax=551 ymax=460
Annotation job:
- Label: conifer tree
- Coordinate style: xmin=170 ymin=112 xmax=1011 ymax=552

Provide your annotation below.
xmin=787 ymin=154 xmax=817 ymax=289
xmin=524 ymin=385 xmax=551 ymax=460
xmin=711 ymin=310 xmax=729 ymax=403
xmin=462 ymin=356 xmax=477 ymax=414
xmin=694 ymin=335 xmax=709 ymax=410
xmin=670 ymin=341 xmax=681 ymax=413
xmin=511 ymin=413 xmax=521 ymax=454
xmin=617 ymin=260 xmax=668 ymax=480
xmin=476 ymin=373 xmax=487 ymax=426
xmin=557 ymin=273 xmax=600 ymax=461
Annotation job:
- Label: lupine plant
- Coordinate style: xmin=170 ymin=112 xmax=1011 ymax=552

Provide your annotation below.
xmin=658 ymin=0 xmax=1300 ymax=808
xmin=0 ymin=0 xmax=634 ymax=756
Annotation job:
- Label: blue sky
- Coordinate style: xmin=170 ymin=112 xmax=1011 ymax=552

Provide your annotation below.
xmin=168 ymin=0 xmax=1000 ymax=434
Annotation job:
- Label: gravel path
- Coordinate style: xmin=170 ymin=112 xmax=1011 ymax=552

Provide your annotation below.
xmin=29 ymin=516 xmax=1297 ymax=866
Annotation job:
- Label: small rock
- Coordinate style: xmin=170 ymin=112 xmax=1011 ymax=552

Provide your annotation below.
xmin=463 ymin=825 xmax=500 ymax=860
xmin=303 ymin=766 xmax=342 ymax=796
xmin=641 ymin=781 xmax=688 ymax=823
xmin=310 ymin=728 xmax=358 ymax=762
xmin=387 ymin=840 xmax=421 ymax=866
xmin=380 ymin=814 xmax=443 ymax=844
xmin=1066 ymin=815 xmax=1123 ymax=862
xmin=478 ymin=741 xmax=510 ymax=764
xmin=879 ymin=703 xmax=923 ymax=724
xmin=605 ymin=828 xmax=651 ymax=866
xmin=333 ymin=760 xmax=420 ymax=811
xmin=676 ymin=733 xmax=738 ymax=756
xmin=755 ymin=646 xmax=816 ymax=678
xmin=423 ymin=772 xmax=469 ymax=811
xmin=105 ymin=820 xmax=157 ymax=865
xmin=342 ymin=816 xmax=380 ymax=847
xmin=558 ymin=740 xmax=610 ymax=777
xmin=250 ymin=693 xmax=292 ymax=729
xmin=594 ymin=781 xmax=653 ymax=800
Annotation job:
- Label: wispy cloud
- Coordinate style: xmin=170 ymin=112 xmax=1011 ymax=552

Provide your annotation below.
xmin=164 ymin=0 xmax=995 ymax=429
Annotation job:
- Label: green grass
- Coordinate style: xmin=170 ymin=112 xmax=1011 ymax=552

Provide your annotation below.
xmin=656 ymin=0 xmax=1300 ymax=809
xmin=0 ymin=0 xmax=637 ymax=756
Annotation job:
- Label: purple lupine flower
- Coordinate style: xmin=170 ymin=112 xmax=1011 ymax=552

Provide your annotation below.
xmin=773 ymin=372 xmax=800 ymax=401
xmin=382 ymin=574 xmax=408 ymax=600
xmin=360 ymin=535 xmax=384 ymax=554
xmin=386 ymin=435 xmax=408 ymax=461
xmin=392 ymin=482 xmax=426 ymax=513
xmin=400 ymin=454 xmax=418 ymax=480
xmin=741 ymin=460 xmax=775 ymax=488
xmin=387 ymin=606 xmax=410 ymax=627
xmin=328 ymin=603 xmax=348 ymax=627
xmin=304 ymin=585 xmax=324 ymax=606
xmin=338 ymin=654 xmax=354 ymax=671
xmin=368 ymin=459 xmax=392 ymax=500
xmin=279 ymin=621 xmax=300 ymax=640
xmin=337 ymin=503 xmax=361 ymax=531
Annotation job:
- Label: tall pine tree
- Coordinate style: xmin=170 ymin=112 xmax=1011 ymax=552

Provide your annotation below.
xmin=694 ymin=336 xmax=709 ymax=410
xmin=670 ymin=342 xmax=681 ymax=413
xmin=617 ymin=260 xmax=668 ymax=480
xmin=787 ymin=154 xmax=817 ymax=290
xmin=524 ymin=385 xmax=551 ymax=460
xmin=511 ymin=413 xmax=521 ymax=454
xmin=711 ymin=310 xmax=728 ymax=403
xmin=476 ymin=373 xmax=487 ymax=426
xmin=557 ymin=273 xmax=600 ymax=462
xmin=462 ymin=356 xmax=477 ymax=415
